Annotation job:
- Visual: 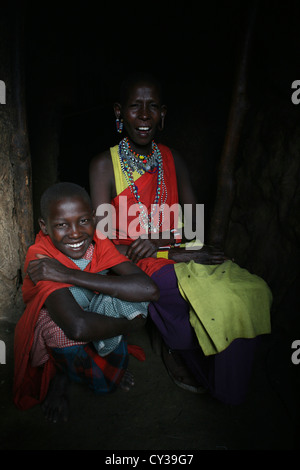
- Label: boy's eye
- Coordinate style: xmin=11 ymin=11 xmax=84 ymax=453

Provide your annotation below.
xmin=55 ymin=223 xmax=67 ymax=228
xmin=80 ymin=218 xmax=89 ymax=224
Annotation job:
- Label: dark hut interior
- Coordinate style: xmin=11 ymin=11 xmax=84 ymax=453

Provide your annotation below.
xmin=0 ymin=0 xmax=299 ymax=451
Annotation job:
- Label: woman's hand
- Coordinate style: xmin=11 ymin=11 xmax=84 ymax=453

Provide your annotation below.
xmin=125 ymin=230 xmax=180 ymax=263
xmin=27 ymin=254 xmax=72 ymax=284
xmin=125 ymin=237 xmax=229 ymax=265
xmin=126 ymin=237 xmax=158 ymax=263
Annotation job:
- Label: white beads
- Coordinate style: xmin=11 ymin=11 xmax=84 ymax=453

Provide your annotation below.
xmin=118 ymin=138 xmax=168 ymax=234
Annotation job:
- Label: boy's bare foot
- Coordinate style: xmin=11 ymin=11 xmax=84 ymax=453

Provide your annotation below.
xmin=119 ymin=370 xmax=135 ymax=391
xmin=41 ymin=371 xmax=70 ymax=423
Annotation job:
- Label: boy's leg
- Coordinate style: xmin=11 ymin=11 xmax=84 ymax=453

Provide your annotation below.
xmin=42 ymin=339 xmax=129 ymax=423
xmin=50 ymin=338 xmax=129 ymax=394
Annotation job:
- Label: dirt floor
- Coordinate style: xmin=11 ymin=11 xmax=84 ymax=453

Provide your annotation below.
xmin=0 ymin=318 xmax=299 ymax=452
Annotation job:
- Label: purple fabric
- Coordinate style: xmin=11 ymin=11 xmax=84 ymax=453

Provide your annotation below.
xmin=149 ymin=264 xmax=259 ymax=405
xmin=149 ymin=264 xmax=200 ymax=350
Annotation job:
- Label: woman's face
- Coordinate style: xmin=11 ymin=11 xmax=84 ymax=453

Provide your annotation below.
xmin=116 ymin=81 xmax=166 ymax=152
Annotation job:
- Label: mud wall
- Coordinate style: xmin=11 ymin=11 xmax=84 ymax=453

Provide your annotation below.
xmin=226 ymin=103 xmax=300 ymax=314
xmin=0 ymin=5 xmax=34 ymax=321
xmin=225 ymin=4 xmax=300 ymax=330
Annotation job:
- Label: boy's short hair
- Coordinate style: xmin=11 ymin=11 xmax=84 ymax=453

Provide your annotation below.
xmin=40 ymin=182 xmax=92 ymax=221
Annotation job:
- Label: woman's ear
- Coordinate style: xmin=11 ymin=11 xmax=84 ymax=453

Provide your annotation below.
xmin=114 ymin=102 xmax=124 ymax=134
xmin=38 ymin=218 xmax=48 ymax=235
xmin=159 ymin=104 xmax=167 ymax=131
xmin=113 ymin=102 xmax=122 ymax=119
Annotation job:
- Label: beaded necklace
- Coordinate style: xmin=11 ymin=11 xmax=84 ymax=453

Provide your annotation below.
xmin=118 ymin=137 xmax=167 ymax=233
xmin=118 ymin=137 xmax=158 ymax=173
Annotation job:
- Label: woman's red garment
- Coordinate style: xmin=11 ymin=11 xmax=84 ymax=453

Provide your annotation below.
xmin=110 ymin=143 xmax=178 ymax=277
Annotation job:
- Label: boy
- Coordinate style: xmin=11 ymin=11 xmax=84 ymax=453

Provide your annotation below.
xmin=13 ymin=182 xmax=159 ymax=423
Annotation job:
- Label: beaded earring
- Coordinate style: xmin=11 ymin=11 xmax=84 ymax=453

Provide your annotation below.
xmin=158 ymin=114 xmax=165 ymax=131
xmin=116 ymin=118 xmax=123 ymax=134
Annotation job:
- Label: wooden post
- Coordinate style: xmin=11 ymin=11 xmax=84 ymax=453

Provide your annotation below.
xmin=208 ymin=4 xmax=258 ymax=249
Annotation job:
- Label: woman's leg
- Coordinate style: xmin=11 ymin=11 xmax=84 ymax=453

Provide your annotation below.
xmin=149 ymin=264 xmax=259 ymax=404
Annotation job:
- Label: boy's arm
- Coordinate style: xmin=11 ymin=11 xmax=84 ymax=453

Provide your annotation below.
xmin=27 ymin=256 xmax=159 ymax=302
xmin=44 ymin=287 xmax=146 ymax=342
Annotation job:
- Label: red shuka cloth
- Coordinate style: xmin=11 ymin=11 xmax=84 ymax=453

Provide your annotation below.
xmin=110 ymin=144 xmax=178 ymax=277
xmin=13 ymin=231 xmax=128 ymax=410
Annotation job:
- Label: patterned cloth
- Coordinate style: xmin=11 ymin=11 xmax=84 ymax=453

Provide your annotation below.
xmin=31 ymin=243 xmax=149 ymax=364
xmin=30 ymin=308 xmax=87 ymax=367
xmin=51 ymin=339 xmax=129 ymax=393
xmin=68 ymin=245 xmax=149 ymax=356
xmin=30 ymin=244 xmax=95 ymax=367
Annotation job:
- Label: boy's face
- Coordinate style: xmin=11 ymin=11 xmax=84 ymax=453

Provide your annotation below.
xmin=39 ymin=196 xmax=95 ymax=259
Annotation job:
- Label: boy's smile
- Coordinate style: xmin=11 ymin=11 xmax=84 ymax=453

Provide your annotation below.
xmin=39 ymin=197 xmax=95 ymax=259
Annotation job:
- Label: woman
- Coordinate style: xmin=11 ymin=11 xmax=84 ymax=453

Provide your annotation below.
xmin=89 ymin=73 xmax=272 ymax=404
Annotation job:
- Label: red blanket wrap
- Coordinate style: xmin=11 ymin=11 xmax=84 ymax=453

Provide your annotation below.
xmin=111 ymin=143 xmax=178 ymax=277
xmin=13 ymin=231 xmax=128 ymax=410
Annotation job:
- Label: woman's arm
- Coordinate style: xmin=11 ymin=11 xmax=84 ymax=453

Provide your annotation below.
xmin=172 ymin=148 xmax=198 ymax=229
xmin=125 ymin=149 xmax=197 ymax=259
xmin=167 ymin=245 xmax=228 ymax=264
xmin=89 ymin=151 xmax=116 ymax=228
xmin=88 ymin=147 xmax=226 ymax=265
xmin=123 ymin=241 xmax=227 ymax=264
xmin=124 ymin=150 xmax=227 ymax=264
xmin=44 ymin=287 xmax=146 ymax=342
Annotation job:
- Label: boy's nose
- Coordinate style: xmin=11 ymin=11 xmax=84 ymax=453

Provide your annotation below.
xmin=69 ymin=224 xmax=81 ymax=238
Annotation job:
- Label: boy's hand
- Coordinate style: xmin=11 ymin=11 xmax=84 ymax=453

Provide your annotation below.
xmin=129 ymin=314 xmax=147 ymax=332
xmin=27 ymin=254 xmax=72 ymax=284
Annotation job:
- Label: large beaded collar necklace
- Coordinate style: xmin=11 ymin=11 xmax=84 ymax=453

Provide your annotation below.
xmin=118 ymin=137 xmax=159 ymax=173
xmin=118 ymin=137 xmax=168 ymax=233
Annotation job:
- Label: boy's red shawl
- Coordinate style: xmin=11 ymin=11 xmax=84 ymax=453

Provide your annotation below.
xmin=13 ymin=231 xmax=128 ymax=410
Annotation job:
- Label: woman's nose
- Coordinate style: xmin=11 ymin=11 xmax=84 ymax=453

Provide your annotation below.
xmin=139 ymin=104 xmax=150 ymax=120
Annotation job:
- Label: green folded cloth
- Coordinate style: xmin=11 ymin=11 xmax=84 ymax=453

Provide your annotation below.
xmin=174 ymin=260 xmax=272 ymax=356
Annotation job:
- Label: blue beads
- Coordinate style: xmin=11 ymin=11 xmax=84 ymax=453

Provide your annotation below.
xmin=118 ymin=138 xmax=168 ymax=233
